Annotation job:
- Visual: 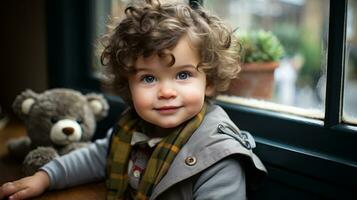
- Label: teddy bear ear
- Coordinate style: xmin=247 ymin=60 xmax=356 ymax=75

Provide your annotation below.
xmin=12 ymin=89 xmax=39 ymax=120
xmin=85 ymin=93 xmax=109 ymax=121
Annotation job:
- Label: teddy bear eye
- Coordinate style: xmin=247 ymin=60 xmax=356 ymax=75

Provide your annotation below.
xmin=76 ymin=119 xmax=83 ymax=124
xmin=50 ymin=116 xmax=59 ymax=124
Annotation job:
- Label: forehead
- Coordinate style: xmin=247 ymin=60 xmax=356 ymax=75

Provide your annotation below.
xmin=135 ymin=35 xmax=200 ymax=69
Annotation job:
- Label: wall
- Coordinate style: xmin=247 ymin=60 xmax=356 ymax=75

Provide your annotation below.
xmin=0 ymin=0 xmax=48 ymax=113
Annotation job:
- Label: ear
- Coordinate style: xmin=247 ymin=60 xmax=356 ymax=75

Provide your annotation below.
xmin=12 ymin=89 xmax=39 ymax=120
xmin=85 ymin=93 xmax=109 ymax=121
xmin=205 ymin=83 xmax=215 ymax=97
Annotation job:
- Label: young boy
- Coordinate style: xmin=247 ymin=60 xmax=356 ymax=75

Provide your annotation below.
xmin=0 ymin=1 xmax=266 ymax=199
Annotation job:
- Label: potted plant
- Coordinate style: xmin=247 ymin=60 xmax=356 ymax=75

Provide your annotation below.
xmin=227 ymin=30 xmax=285 ymax=100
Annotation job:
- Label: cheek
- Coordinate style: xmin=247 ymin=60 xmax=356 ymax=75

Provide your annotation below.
xmin=130 ymin=85 xmax=153 ymax=110
xmin=180 ymin=84 xmax=206 ymax=104
xmin=133 ymin=95 xmax=149 ymax=111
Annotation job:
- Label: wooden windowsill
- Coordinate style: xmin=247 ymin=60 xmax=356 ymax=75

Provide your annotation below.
xmin=0 ymin=119 xmax=106 ymax=200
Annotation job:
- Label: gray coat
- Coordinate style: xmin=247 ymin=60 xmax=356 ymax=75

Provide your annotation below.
xmin=42 ymin=104 xmax=267 ymax=200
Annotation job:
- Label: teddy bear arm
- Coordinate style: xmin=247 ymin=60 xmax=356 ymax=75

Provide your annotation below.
xmin=23 ymin=146 xmax=59 ymax=176
xmin=7 ymin=136 xmax=32 ymax=159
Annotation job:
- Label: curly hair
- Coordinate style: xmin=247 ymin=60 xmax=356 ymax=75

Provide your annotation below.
xmin=100 ymin=0 xmax=240 ymax=103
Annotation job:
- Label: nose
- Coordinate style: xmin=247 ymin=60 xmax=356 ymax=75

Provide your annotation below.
xmin=158 ymin=83 xmax=177 ymax=99
xmin=62 ymin=127 xmax=74 ymax=136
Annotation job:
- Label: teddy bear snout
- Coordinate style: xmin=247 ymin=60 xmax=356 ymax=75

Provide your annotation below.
xmin=50 ymin=119 xmax=82 ymax=145
xmin=62 ymin=127 xmax=74 ymax=136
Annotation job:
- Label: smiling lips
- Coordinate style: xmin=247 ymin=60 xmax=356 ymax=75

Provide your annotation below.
xmin=154 ymin=106 xmax=182 ymax=114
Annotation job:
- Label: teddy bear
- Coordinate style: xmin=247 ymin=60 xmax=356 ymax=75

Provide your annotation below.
xmin=7 ymin=88 xmax=109 ymax=176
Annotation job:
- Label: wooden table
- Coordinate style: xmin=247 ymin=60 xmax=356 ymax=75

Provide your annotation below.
xmin=0 ymin=119 xmax=106 ymax=200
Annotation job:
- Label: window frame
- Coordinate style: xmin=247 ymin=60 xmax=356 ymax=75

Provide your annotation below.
xmin=201 ymin=0 xmax=357 ymax=196
xmin=47 ymin=0 xmax=357 ymax=197
xmin=47 ymin=0 xmax=100 ymax=91
xmin=197 ymin=0 xmax=356 ymax=195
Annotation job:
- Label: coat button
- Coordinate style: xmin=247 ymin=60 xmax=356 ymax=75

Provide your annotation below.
xmin=133 ymin=170 xmax=141 ymax=178
xmin=185 ymin=156 xmax=197 ymax=166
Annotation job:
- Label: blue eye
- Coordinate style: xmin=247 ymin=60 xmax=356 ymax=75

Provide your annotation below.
xmin=177 ymin=71 xmax=191 ymax=80
xmin=142 ymin=75 xmax=156 ymax=84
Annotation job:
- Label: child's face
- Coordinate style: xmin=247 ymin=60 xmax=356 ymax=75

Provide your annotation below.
xmin=128 ymin=36 xmax=213 ymax=129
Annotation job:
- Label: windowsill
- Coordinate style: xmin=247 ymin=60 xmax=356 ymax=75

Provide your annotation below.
xmin=217 ymin=95 xmax=324 ymax=120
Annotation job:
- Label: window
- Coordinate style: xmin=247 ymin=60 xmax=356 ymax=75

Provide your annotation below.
xmin=204 ymin=0 xmax=330 ymax=119
xmin=47 ymin=0 xmax=357 ymax=198
xmin=91 ymin=0 xmax=131 ymax=77
xmin=195 ymin=0 xmax=357 ymax=198
xmin=344 ymin=0 xmax=357 ymax=125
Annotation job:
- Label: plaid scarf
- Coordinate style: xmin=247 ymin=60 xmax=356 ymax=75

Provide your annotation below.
xmin=106 ymin=104 xmax=207 ymax=200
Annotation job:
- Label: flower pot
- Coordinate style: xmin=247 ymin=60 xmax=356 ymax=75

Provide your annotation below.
xmin=227 ymin=61 xmax=279 ymax=100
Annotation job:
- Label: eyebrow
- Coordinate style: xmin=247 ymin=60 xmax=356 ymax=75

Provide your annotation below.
xmin=135 ymin=64 xmax=198 ymax=72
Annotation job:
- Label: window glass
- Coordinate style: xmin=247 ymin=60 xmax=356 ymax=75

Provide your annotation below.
xmin=91 ymin=0 xmax=127 ymax=78
xmin=343 ymin=0 xmax=357 ymax=125
xmin=204 ymin=0 xmax=329 ymax=119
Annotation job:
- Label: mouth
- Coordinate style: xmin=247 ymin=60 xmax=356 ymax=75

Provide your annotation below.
xmin=54 ymin=136 xmax=77 ymax=145
xmin=53 ymin=138 xmax=71 ymax=145
xmin=154 ymin=106 xmax=182 ymax=114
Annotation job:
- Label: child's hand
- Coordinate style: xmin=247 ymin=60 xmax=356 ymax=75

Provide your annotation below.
xmin=0 ymin=171 xmax=50 ymax=200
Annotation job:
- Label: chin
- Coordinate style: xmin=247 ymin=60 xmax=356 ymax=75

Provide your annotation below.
xmin=158 ymin=123 xmax=178 ymax=129
xmin=156 ymin=121 xmax=181 ymax=129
